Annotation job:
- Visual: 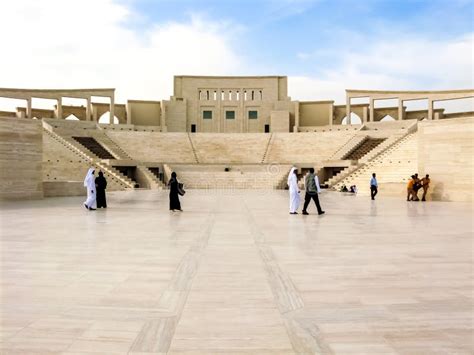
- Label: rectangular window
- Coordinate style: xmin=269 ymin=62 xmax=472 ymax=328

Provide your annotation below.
xmin=225 ymin=110 xmax=235 ymax=119
xmin=203 ymin=110 xmax=212 ymax=119
xmin=248 ymin=110 xmax=258 ymax=119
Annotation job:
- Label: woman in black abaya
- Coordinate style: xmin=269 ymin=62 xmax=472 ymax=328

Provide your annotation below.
xmin=95 ymin=171 xmax=108 ymax=208
xmin=168 ymin=172 xmax=182 ymax=211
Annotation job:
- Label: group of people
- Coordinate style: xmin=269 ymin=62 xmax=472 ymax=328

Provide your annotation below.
xmin=83 ymin=169 xmax=184 ymax=212
xmin=288 ymin=167 xmax=325 ymax=215
xmin=370 ymin=172 xmax=432 ymax=201
xmin=407 ymin=173 xmax=430 ymax=201
xmin=83 ymin=168 xmax=108 ymax=210
xmin=370 ymin=171 xmax=431 ymax=201
xmin=340 ymin=184 xmax=357 ymax=194
xmin=288 ymin=168 xmax=432 ymax=214
xmin=83 ymin=167 xmax=431 ymax=214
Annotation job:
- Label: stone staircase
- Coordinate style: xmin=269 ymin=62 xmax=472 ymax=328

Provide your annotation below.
xmin=324 ymin=131 xmax=410 ymax=187
xmin=136 ymin=166 xmax=165 ymax=189
xmin=72 ymin=136 xmax=116 ymax=159
xmin=334 ymin=133 xmax=418 ymax=194
xmin=187 ymin=133 xmax=200 ymax=163
xmin=96 ymin=131 xmax=134 ymax=160
xmin=324 ymin=165 xmax=359 ymax=186
xmin=43 ymin=123 xmax=135 ymax=189
xmin=329 ymin=134 xmax=367 ymax=160
xmin=261 ymin=133 xmax=274 ymax=163
xmin=344 ymin=138 xmax=385 ymax=160
xmin=167 ymin=164 xmax=291 ymax=189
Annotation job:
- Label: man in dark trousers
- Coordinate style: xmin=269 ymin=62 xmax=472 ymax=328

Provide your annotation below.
xmin=302 ymin=168 xmax=325 ymax=215
xmin=370 ymin=173 xmax=378 ymax=200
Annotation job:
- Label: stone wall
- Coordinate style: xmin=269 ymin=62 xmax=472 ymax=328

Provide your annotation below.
xmin=127 ymin=100 xmax=161 ymax=126
xmin=299 ymin=101 xmax=333 ymax=127
xmin=0 ymin=117 xmax=43 ymax=200
xmin=168 ymin=76 xmax=291 ymax=133
xmin=418 ymin=117 xmax=474 ymax=202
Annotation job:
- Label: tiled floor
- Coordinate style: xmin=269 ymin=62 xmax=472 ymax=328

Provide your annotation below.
xmin=0 ymin=189 xmax=472 ymax=354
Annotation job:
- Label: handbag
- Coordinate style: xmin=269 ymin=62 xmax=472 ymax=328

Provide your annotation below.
xmin=178 ymin=182 xmax=186 ymax=196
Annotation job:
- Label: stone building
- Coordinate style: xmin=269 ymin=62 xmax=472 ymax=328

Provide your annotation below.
xmin=163 ymin=76 xmax=296 ymax=133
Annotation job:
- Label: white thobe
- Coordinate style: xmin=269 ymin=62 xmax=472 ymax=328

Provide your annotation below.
xmin=84 ymin=177 xmax=97 ymax=209
xmin=288 ymin=174 xmax=300 ymax=213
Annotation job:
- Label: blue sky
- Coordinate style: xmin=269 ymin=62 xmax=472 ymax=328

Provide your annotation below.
xmin=126 ymin=0 xmax=474 ymax=78
xmin=0 ymin=0 xmax=472 ymax=107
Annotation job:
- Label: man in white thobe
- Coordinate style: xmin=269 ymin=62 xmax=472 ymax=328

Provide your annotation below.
xmin=83 ymin=168 xmax=97 ymax=210
xmin=288 ymin=167 xmax=300 ymax=214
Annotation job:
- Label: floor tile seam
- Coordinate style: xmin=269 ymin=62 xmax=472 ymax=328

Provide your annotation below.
xmin=147 ymin=211 xmax=216 ymax=353
xmin=243 ymin=200 xmax=331 ymax=354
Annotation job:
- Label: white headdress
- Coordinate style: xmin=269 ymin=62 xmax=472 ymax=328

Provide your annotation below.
xmin=84 ymin=168 xmax=95 ymax=187
xmin=287 ymin=167 xmax=297 ymax=185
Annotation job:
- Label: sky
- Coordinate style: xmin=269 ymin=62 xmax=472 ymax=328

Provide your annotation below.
xmin=0 ymin=0 xmax=472 ymax=110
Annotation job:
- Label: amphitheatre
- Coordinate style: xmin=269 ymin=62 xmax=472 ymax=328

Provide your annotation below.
xmin=0 ymin=76 xmax=473 ymax=354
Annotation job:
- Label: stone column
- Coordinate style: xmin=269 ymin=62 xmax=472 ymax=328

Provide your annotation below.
xmin=86 ymin=97 xmax=91 ymax=121
xmin=362 ymin=105 xmax=368 ymax=123
xmin=398 ymin=98 xmax=404 ymax=120
xmin=217 ymin=89 xmax=222 ymax=133
xmin=428 ymin=99 xmax=433 ymax=120
xmin=240 ymin=89 xmax=246 ymax=133
xmin=109 ymin=95 xmax=115 ymax=124
xmin=294 ymin=101 xmax=300 ymax=131
xmin=328 ymin=102 xmax=333 ymax=126
xmin=345 ymin=96 xmax=351 ymax=125
xmin=57 ymin=97 xmax=62 ymax=119
xmin=126 ymin=101 xmax=132 ymax=125
xmin=92 ymin=105 xmax=98 ymax=122
xmin=160 ymin=100 xmax=167 ymax=131
xmin=26 ymin=97 xmax=32 ymax=119
xmin=369 ymin=98 xmax=375 ymax=122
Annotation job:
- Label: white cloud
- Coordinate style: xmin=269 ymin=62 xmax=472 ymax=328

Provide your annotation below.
xmin=0 ymin=0 xmax=472 ymax=114
xmin=289 ymin=33 xmax=474 ymax=110
xmin=0 ymin=0 xmax=244 ymax=106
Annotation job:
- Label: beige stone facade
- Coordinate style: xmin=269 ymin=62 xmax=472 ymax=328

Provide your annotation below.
xmin=163 ymin=76 xmax=295 ymax=133
xmin=0 ymin=117 xmax=43 ymax=200
xmin=0 ymin=76 xmax=473 ymax=202
xmin=0 ymin=79 xmax=472 ymax=133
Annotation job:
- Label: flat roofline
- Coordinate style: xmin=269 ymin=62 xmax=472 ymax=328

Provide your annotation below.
xmin=300 ymin=100 xmax=335 ymax=104
xmin=0 ymin=88 xmax=115 ymax=93
xmin=346 ymin=89 xmax=474 ymax=94
xmin=127 ymin=99 xmax=161 ymax=104
xmin=175 ymin=75 xmax=287 ymax=79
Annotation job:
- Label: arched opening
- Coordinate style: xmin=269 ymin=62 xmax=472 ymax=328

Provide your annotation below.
xmin=65 ymin=114 xmax=80 ymax=121
xmin=98 ymin=112 xmax=119 ymax=124
xmin=341 ymin=113 xmax=362 ymax=125
xmin=380 ymin=114 xmax=396 ymax=122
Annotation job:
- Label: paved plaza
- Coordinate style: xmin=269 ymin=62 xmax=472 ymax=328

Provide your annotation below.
xmin=0 ymin=190 xmax=472 ymax=354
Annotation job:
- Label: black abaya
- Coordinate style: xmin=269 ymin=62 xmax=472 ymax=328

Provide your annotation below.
xmin=169 ymin=178 xmax=181 ymax=210
xmin=95 ymin=175 xmax=107 ymax=208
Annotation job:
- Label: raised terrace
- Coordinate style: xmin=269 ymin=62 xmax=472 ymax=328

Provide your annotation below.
xmin=0 ymin=80 xmax=473 ymax=202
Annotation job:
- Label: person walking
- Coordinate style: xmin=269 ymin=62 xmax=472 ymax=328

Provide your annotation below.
xmin=95 ymin=171 xmax=107 ymax=208
xmin=407 ymin=175 xmax=415 ymax=201
xmin=287 ymin=167 xmax=300 ymax=214
xmin=421 ymin=174 xmax=430 ymax=201
xmin=83 ymin=168 xmax=96 ymax=210
xmin=302 ymin=168 xmax=325 ymax=215
xmin=168 ymin=172 xmax=182 ymax=212
xmin=370 ymin=173 xmax=378 ymax=200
